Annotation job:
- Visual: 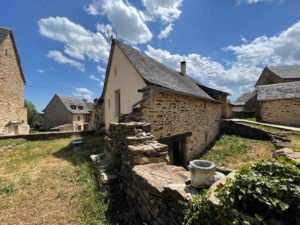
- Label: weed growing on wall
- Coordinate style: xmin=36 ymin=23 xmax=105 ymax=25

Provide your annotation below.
xmin=184 ymin=158 xmax=300 ymax=225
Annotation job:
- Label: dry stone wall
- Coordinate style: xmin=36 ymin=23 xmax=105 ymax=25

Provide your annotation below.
xmin=260 ymin=99 xmax=300 ymax=127
xmin=107 ymin=122 xmax=199 ymax=225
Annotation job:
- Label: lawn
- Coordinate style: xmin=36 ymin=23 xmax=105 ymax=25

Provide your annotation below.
xmin=0 ymin=135 xmax=124 ymax=225
xmin=201 ymin=135 xmax=275 ymax=169
xmin=238 ymin=122 xmax=300 ymax=151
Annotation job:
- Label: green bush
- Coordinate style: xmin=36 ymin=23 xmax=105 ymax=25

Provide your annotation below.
xmin=184 ymin=158 xmax=300 ymax=225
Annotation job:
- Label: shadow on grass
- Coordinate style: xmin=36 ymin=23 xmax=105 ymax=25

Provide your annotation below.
xmin=53 ymin=134 xmax=127 ymax=225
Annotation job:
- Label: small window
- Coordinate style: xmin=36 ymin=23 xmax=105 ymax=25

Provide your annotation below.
xmin=108 ymin=98 xmax=110 ymax=109
xmin=70 ymin=105 xmax=76 ymax=110
xmin=78 ymin=116 xmax=80 ymax=121
xmin=114 ymin=66 xmax=117 ymax=77
xmin=5 ymin=49 xmax=8 ymax=56
xmin=78 ymin=106 xmax=83 ymax=110
xmin=115 ymin=90 xmax=121 ymax=116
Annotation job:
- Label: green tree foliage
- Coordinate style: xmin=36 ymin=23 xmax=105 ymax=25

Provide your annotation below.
xmin=184 ymin=158 xmax=300 ymax=225
xmin=24 ymin=100 xmax=44 ymax=130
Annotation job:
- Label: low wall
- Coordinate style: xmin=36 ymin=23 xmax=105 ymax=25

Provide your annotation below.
xmin=107 ymin=122 xmax=198 ymax=225
xmin=221 ymin=120 xmax=291 ymax=150
xmin=0 ymin=130 xmax=94 ymax=141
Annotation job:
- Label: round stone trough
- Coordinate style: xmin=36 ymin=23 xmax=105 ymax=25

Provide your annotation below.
xmin=188 ymin=160 xmax=225 ymax=188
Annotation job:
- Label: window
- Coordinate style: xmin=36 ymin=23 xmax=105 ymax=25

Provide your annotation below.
xmin=5 ymin=49 xmax=8 ymax=56
xmin=114 ymin=66 xmax=117 ymax=77
xmin=70 ymin=105 xmax=76 ymax=110
xmin=108 ymin=98 xmax=110 ymax=109
xmin=115 ymin=90 xmax=120 ymax=116
xmin=78 ymin=105 xmax=83 ymax=110
xmin=78 ymin=116 xmax=80 ymax=121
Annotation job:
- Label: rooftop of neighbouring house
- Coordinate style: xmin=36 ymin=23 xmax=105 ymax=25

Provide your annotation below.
xmin=56 ymin=94 xmax=93 ymax=114
xmin=256 ymin=81 xmax=300 ymax=101
xmin=233 ymin=90 xmax=256 ymax=106
xmin=109 ymin=39 xmax=228 ymax=102
xmin=268 ymin=66 xmax=300 ymax=79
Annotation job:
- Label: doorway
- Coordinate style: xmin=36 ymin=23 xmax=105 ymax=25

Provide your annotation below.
xmin=168 ymin=139 xmax=185 ymax=166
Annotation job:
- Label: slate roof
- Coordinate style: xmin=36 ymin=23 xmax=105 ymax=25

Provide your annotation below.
xmin=268 ymin=66 xmax=300 ymax=79
xmin=0 ymin=26 xmax=26 ymax=83
xmin=256 ymin=81 xmax=300 ymax=101
xmin=233 ymin=90 xmax=256 ymax=105
xmin=56 ymin=94 xmax=93 ymax=114
xmin=114 ymin=40 xmax=219 ymax=102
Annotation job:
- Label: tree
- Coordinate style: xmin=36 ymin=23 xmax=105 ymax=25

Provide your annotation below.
xmin=24 ymin=100 xmax=44 ymax=130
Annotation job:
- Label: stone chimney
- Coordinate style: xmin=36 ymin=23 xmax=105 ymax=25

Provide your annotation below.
xmin=180 ymin=61 xmax=186 ymax=76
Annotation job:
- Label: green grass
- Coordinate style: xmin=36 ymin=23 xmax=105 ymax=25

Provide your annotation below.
xmin=201 ymin=135 xmax=274 ymax=169
xmin=0 ymin=138 xmax=25 ymax=148
xmin=0 ymin=135 xmax=124 ymax=225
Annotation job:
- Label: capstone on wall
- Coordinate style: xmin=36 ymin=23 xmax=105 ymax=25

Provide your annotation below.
xmin=260 ymin=98 xmax=300 ymax=127
xmin=138 ymin=89 xmax=221 ymax=164
xmin=0 ymin=33 xmax=29 ymax=135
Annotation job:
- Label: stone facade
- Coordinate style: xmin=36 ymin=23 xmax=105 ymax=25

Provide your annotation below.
xmin=89 ymin=97 xmax=104 ymax=132
xmin=137 ymin=89 xmax=221 ymax=165
xmin=0 ymin=30 xmax=29 ymax=135
xmin=43 ymin=95 xmax=92 ymax=131
xmin=260 ymin=99 xmax=300 ymax=127
xmin=44 ymin=95 xmax=73 ymax=129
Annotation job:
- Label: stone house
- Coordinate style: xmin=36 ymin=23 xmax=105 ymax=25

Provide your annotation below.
xmin=255 ymin=66 xmax=300 ymax=86
xmin=43 ymin=94 xmax=93 ymax=131
xmin=232 ymin=90 xmax=258 ymax=118
xmin=0 ymin=27 xmax=29 ymax=135
xmin=101 ymin=39 xmax=230 ymax=165
xmin=256 ymin=81 xmax=300 ymax=127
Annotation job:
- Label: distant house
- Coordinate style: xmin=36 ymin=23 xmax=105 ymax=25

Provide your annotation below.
xmin=232 ymin=90 xmax=258 ymax=118
xmin=101 ymin=39 xmax=230 ymax=165
xmin=256 ymin=81 xmax=300 ymax=127
xmin=43 ymin=94 xmax=93 ymax=131
xmin=0 ymin=27 xmax=29 ymax=135
xmin=255 ymin=66 xmax=300 ymax=86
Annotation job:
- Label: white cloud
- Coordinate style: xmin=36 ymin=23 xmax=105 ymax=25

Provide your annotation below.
xmin=225 ymin=20 xmax=300 ymax=66
xmin=101 ymin=74 xmax=105 ymax=79
xmin=38 ymin=17 xmax=110 ymax=62
xmin=96 ymin=23 xmax=113 ymax=38
xmin=237 ymin=0 xmax=272 ymax=4
xmin=47 ymin=50 xmax=85 ymax=72
xmin=85 ymin=0 xmax=152 ymax=44
xmin=142 ymin=0 xmax=183 ymax=23
xmin=90 ymin=74 xmax=100 ymax=82
xmin=145 ymin=20 xmax=300 ymax=99
xmin=73 ymin=88 xmax=93 ymax=101
xmin=96 ymin=65 xmax=106 ymax=73
xmin=37 ymin=69 xmax=44 ymax=74
xmin=100 ymin=81 xmax=104 ymax=86
xmin=158 ymin=24 xmax=174 ymax=39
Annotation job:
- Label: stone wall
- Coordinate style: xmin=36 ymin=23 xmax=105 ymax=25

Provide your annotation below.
xmin=0 ymin=31 xmax=29 ymax=135
xmin=138 ymin=89 xmax=221 ymax=164
xmin=260 ymin=99 xmax=300 ymax=127
xmin=89 ymin=97 xmax=104 ymax=132
xmin=0 ymin=130 xmax=94 ymax=141
xmin=107 ymin=122 xmax=198 ymax=225
xmin=44 ymin=95 xmax=73 ymax=129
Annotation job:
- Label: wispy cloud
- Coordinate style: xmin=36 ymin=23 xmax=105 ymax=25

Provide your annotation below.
xmin=37 ymin=69 xmax=44 ymax=74
xmin=73 ymin=87 xmax=93 ymax=101
xmin=47 ymin=50 xmax=85 ymax=72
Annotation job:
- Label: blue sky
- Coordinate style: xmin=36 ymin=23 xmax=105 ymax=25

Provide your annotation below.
xmin=1 ymin=0 xmax=300 ymax=112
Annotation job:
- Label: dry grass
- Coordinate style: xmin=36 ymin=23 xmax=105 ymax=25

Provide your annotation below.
xmin=201 ymin=135 xmax=275 ymax=170
xmin=0 ymin=135 xmax=121 ymax=225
